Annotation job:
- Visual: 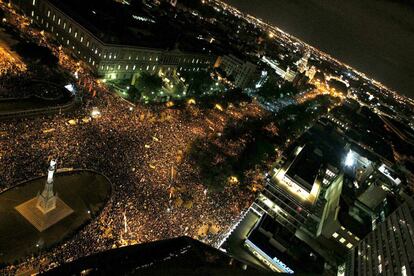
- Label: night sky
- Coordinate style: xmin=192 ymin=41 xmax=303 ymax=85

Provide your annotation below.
xmin=224 ymin=0 xmax=414 ymax=99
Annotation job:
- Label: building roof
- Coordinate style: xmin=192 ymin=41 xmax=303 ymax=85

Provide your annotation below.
xmin=45 ymin=236 xmax=273 ymax=275
xmin=47 ymin=0 xmax=212 ymax=52
xmin=285 ymin=146 xmax=323 ymax=193
xmin=247 ymin=214 xmax=325 ymax=274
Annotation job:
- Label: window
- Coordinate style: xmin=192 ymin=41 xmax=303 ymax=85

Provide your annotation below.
xmin=47 ymin=10 xmax=50 ymax=17
xmin=57 ymin=18 xmax=61 ymax=25
xmin=339 ymin=237 xmax=346 ymax=244
xmin=32 ymin=0 xmax=36 ymax=5
xmin=74 ymin=32 xmax=78 ymax=38
xmin=63 ymin=22 xmax=66 ymax=29
xmin=68 ymin=27 xmax=72 ymax=34
xmin=346 ymin=243 xmax=353 ymax=249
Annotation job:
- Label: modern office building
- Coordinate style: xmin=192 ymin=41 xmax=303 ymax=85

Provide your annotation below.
xmin=16 ymin=0 xmax=216 ymax=81
xmin=246 ymin=122 xmax=389 ymax=270
xmin=345 ymin=196 xmax=414 ymax=276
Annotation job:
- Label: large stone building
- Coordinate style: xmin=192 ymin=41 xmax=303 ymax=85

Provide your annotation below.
xmin=16 ymin=0 xmax=216 ymax=80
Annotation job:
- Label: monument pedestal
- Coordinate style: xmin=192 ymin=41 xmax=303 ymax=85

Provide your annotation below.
xmin=15 ymin=196 xmax=73 ymax=232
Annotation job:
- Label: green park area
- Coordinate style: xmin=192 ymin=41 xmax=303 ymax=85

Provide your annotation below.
xmin=107 ymin=70 xmax=226 ymax=103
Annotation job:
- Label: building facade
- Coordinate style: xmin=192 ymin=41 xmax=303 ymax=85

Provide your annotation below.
xmin=219 ymin=54 xmax=257 ymax=88
xmin=345 ymin=197 xmax=414 ymax=276
xmin=17 ymin=0 xmax=216 ymax=80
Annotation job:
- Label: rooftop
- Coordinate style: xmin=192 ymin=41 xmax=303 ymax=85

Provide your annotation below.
xmin=285 ymin=146 xmax=322 ymax=193
xmin=45 ymin=236 xmax=273 ymax=275
xmin=47 ymin=0 xmax=212 ymax=52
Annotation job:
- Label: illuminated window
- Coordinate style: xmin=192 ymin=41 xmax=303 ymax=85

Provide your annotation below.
xmin=117 ymin=65 xmax=121 ymax=70
xmin=125 ymin=65 xmax=129 ymax=70
xmin=74 ymin=32 xmax=77 ymax=38
xmin=57 ymin=18 xmax=60 ymax=25
xmin=68 ymin=27 xmax=71 ymax=34
xmin=346 ymin=243 xmax=353 ymax=249
xmin=63 ymin=22 xmax=66 ymax=29
xmin=47 ymin=10 xmax=50 ymax=17
xmin=66 ymin=39 xmax=69 ymax=45
xmin=52 ymin=14 xmax=55 ymax=21
xmin=332 ymin=232 xmax=339 ymax=238
xmin=339 ymin=238 xmax=346 ymax=244
xmin=32 ymin=0 xmax=36 ymax=5
xmin=132 ymin=65 xmax=136 ymax=70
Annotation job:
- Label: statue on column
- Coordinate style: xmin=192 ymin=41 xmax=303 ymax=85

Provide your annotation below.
xmin=36 ymin=159 xmax=58 ymax=213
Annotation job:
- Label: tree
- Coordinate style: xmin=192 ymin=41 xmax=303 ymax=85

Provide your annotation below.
xmin=135 ymin=72 xmax=162 ymax=100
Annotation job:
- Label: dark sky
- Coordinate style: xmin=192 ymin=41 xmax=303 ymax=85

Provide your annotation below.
xmin=224 ymin=0 xmax=414 ymax=99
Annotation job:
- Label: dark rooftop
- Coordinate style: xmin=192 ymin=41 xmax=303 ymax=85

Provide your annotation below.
xmin=285 ymin=145 xmax=322 ymax=192
xmin=45 ymin=236 xmax=274 ymax=276
xmin=47 ymin=0 xmax=212 ymax=52
xmin=247 ymin=214 xmax=325 ymax=274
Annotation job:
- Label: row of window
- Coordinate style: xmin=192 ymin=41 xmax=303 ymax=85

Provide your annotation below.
xmin=100 ymin=63 xmax=203 ymax=73
xmin=31 ymin=3 xmax=212 ymax=72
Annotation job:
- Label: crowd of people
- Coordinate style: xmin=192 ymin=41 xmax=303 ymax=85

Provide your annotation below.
xmin=0 ymin=83 xmax=261 ymax=273
xmin=0 ymin=46 xmax=28 ymax=98
xmin=0 ymin=4 xmax=265 ymax=274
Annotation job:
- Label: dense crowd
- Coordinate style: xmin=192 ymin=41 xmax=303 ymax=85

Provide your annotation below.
xmin=0 ymin=77 xmax=263 ymax=273
xmin=0 ymin=4 xmax=265 ymax=274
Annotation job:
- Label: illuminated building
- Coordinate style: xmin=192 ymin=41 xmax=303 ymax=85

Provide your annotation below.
xmin=261 ymin=56 xmax=297 ymax=82
xmin=305 ymin=65 xmax=317 ymax=81
xmin=295 ymin=51 xmax=310 ymax=74
xmin=16 ymin=0 xmax=215 ymax=81
xmin=344 ymin=196 xmax=414 ymax=276
xmin=218 ymin=54 xmax=257 ymax=88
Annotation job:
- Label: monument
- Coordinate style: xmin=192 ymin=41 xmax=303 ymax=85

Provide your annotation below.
xmin=15 ymin=159 xmax=73 ymax=232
